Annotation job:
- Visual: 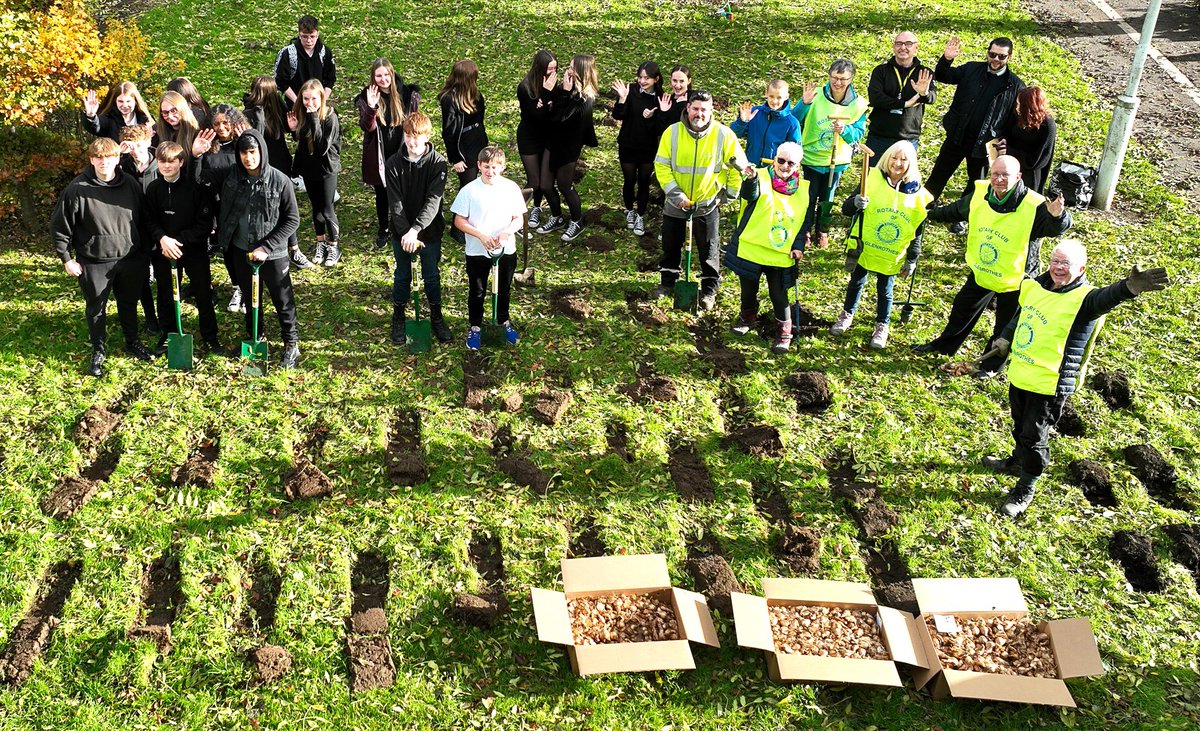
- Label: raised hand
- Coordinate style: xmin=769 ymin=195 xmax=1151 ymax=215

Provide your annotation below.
xmin=191 ymin=128 xmax=216 ymax=157
xmin=737 ymin=101 xmax=755 ymax=122
xmin=562 ymin=69 xmax=576 ymax=93
xmin=913 ymin=68 xmax=933 ymax=95
xmin=1046 ymin=193 xmax=1065 ymax=218
xmin=1126 ymin=264 xmax=1170 ymax=295
xmin=944 ymin=36 xmax=962 ymax=60
xmin=611 ymin=79 xmax=629 ymax=102
xmin=232 ymin=120 xmax=250 ymax=138
xmin=659 ymin=92 xmax=672 ymax=112
xmin=802 ymin=82 xmax=818 ymax=105
xmin=366 ymin=84 xmax=381 ymax=109
xmin=286 ymin=111 xmax=299 ymax=131
xmin=83 ymin=90 xmax=99 ymax=117
xmin=543 ymin=68 xmax=558 ymax=91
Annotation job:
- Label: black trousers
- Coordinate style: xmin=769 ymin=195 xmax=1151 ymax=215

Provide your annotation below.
xmin=660 ymin=209 xmax=721 ymax=296
xmin=926 ymin=270 xmax=1019 ymax=372
xmin=301 ymin=172 xmax=340 ymax=242
xmin=152 ymin=247 xmax=219 ymax=343
xmin=466 ymin=253 xmax=516 ymax=327
xmin=372 ymin=184 xmax=389 ymax=236
xmin=739 ymin=270 xmax=790 ymax=322
xmin=232 ymin=253 xmax=299 ymax=344
xmin=78 ymin=254 xmax=147 ymax=351
xmin=1008 ymin=385 xmax=1067 ymax=477
xmin=925 ymin=138 xmax=989 ymax=200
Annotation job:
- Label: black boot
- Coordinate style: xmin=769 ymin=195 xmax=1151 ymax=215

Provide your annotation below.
xmin=1001 ymin=472 xmax=1039 ymax=518
xmin=429 ymin=302 xmax=452 ymax=342
xmin=390 ymin=303 xmax=406 ymax=344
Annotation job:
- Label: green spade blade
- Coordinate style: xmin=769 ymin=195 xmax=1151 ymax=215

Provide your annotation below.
xmin=167 ymin=333 xmax=193 ymax=370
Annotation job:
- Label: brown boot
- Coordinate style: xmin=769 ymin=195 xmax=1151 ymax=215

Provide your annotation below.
xmin=771 ymin=319 xmax=793 ymax=354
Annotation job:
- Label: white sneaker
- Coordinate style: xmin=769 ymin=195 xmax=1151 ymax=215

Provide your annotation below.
xmin=830 ymin=310 xmax=853 ymax=335
xmin=227 ymin=286 xmax=243 ymax=313
xmin=632 ymin=213 xmax=646 ymax=237
xmin=625 ymin=209 xmax=636 ymax=229
xmin=311 ymin=242 xmax=327 ymax=266
xmin=869 ymin=322 xmax=889 ymax=349
xmin=323 ymin=243 xmax=341 ymax=267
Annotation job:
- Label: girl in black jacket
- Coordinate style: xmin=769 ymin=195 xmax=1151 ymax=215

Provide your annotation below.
xmin=612 ymin=61 xmax=663 ymax=237
xmin=539 ymin=53 xmax=598 ymax=241
xmin=356 ymin=58 xmax=419 ymax=249
xmin=439 ymin=59 xmax=488 ymax=243
xmin=516 ymin=50 xmax=557 ymax=229
xmin=998 ymin=86 xmax=1057 ymax=194
xmin=288 ymin=79 xmax=343 ymax=266
xmin=82 ymin=81 xmax=154 ymax=142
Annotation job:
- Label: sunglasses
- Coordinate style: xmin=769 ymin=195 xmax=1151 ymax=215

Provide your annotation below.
xmin=774 ymin=158 xmax=798 ymax=166
xmin=987 ymin=51 xmax=1009 ymax=60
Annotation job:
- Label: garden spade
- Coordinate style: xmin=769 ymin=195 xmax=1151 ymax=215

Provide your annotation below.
xmin=817 ymin=114 xmax=852 ymax=233
xmin=842 ymin=144 xmax=874 ymax=273
xmin=481 ymin=252 xmax=508 ymax=347
xmin=166 ymin=262 xmax=193 ymax=370
xmin=514 ymin=187 xmax=536 ymax=288
xmin=895 ymin=263 xmax=926 ymax=325
xmin=673 ymin=215 xmax=698 ymax=312
xmin=405 ymin=247 xmax=432 ymax=353
xmin=240 ymin=259 xmax=268 ymax=376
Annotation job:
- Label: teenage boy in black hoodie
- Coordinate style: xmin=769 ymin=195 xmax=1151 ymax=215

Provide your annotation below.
xmin=384 ymin=112 xmax=451 ymax=344
xmin=145 ymin=141 xmax=224 ymax=357
xmin=274 ymin=14 xmax=336 ymax=105
xmin=216 ymin=130 xmax=302 ymax=368
xmin=52 ymin=137 xmax=155 ymax=377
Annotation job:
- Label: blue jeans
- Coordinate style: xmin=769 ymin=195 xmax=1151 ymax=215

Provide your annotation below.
xmin=801 ymin=164 xmax=846 ymax=235
xmin=392 ymin=236 xmax=443 ymax=307
xmin=843 ymin=264 xmax=896 ymax=324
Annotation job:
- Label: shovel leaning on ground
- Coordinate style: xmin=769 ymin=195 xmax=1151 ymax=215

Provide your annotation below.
xmin=842 ymin=144 xmax=874 ymax=273
xmin=673 ymin=214 xmax=698 ymax=312
xmin=816 ymin=114 xmax=852 ymax=236
xmin=240 ymin=258 xmax=268 ymax=376
xmin=895 ymin=263 xmax=926 ymax=325
xmin=166 ymin=262 xmax=193 ymax=370
xmin=481 ymin=252 xmax=509 ymax=347
xmin=514 ymin=187 xmax=536 ymax=288
xmin=405 ymin=246 xmax=432 ymax=353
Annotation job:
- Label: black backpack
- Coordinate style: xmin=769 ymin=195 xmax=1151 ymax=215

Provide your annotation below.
xmin=1050 ymin=161 xmax=1098 ymax=208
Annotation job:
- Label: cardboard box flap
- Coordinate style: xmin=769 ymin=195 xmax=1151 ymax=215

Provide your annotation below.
xmin=672 ymin=587 xmax=720 ymax=647
xmin=1044 ymin=618 xmax=1104 ymax=679
xmin=761 ymin=577 xmax=875 ymax=605
xmin=561 ymin=554 xmax=670 ymax=593
xmin=938 ymin=669 xmax=1077 ymax=707
xmin=773 ymin=654 xmax=903 ymax=687
xmin=877 ymin=605 xmax=928 ymax=668
xmin=573 ymin=639 xmax=695 ymax=675
xmin=911 ymin=578 xmax=1027 ymax=614
xmin=530 ymin=588 xmax=573 ymax=645
xmin=730 ymin=591 xmax=773 ymax=652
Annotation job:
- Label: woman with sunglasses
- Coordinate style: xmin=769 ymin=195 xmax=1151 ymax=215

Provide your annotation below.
xmin=724 ymin=141 xmax=808 ymax=353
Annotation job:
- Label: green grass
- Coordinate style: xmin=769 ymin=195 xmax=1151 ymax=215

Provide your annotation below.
xmin=2 ymin=0 xmax=1199 ymax=728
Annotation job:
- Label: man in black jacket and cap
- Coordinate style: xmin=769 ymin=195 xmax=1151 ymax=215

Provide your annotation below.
xmin=52 ymin=137 xmax=155 ymax=377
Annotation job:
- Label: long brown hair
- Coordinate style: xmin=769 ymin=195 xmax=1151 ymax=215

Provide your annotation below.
xmin=246 ymin=75 xmax=286 ymax=139
xmin=520 ymin=49 xmax=557 ymax=100
xmin=167 ymin=77 xmax=211 ymax=122
xmin=1015 ymin=86 xmax=1051 ymax=129
xmin=568 ymin=54 xmax=598 ymax=102
xmin=439 ymin=59 xmax=480 ymax=115
xmin=99 ymin=81 xmax=152 ymax=121
xmin=156 ymin=91 xmax=200 ymax=158
xmin=369 ymin=58 xmax=406 ymax=127
xmin=293 ymin=79 xmax=331 ymax=152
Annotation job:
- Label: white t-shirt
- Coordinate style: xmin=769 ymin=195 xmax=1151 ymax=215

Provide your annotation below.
xmin=450 ymin=176 xmax=527 ymax=257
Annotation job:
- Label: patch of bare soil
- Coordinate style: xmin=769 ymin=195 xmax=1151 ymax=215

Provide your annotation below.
xmin=605 ymin=422 xmax=634 ymax=462
xmin=243 ymin=561 xmax=281 ymax=634
xmin=248 ymin=645 xmax=291 ymax=685
xmin=386 ymin=410 xmax=427 ymax=486
xmin=1055 ymin=401 xmax=1087 ymax=437
xmin=722 ymin=424 xmax=784 ymax=457
xmin=785 ymin=371 xmax=832 ymax=412
xmin=668 ymin=445 xmax=715 ymax=502
xmin=1066 ymin=459 xmax=1118 ymax=507
xmin=622 ymin=363 xmax=678 ymax=403
xmin=531 ymin=389 xmax=572 ymax=426
xmin=776 ymin=525 xmax=822 ymax=575
xmin=1124 ymin=443 xmax=1191 ymax=510
xmin=463 ymin=351 xmax=497 ymax=411
xmin=550 ymin=288 xmax=594 ymax=320
xmin=692 ymin=317 xmax=747 ymax=376
xmin=453 ymin=533 xmax=508 ymax=629
xmin=752 ymin=480 xmax=792 ymax=525
xmin=41 ymin=444 xmax=121 ymax=519
xmin=0 ymin=560 xmax=81 ymax=687
xmin=1165 ymin=524 xmax=1200 ymax=590
xmin=1091 ymin=370 xmax=1133 ymax=409
xmin=568 ymin=515 xmax=609 ymax=558
xmin=685 ymin=550 xmax=742 ymax=617
xmin=129 ymin=553 xmax=184 ymax=652
xmin=347 ymin=551 xmax=394 ymax=693
xmin=171 ymin=437 xmax=219 ymax=489
xmin=1109 ymin=530 xmax=1167 ymax=592
xmin=72 ymin=406 xmax=121 ymax=454
xmin=282 ymin=458 xmax=332 ymax=501
xmin=577 ymin=235 xmax=617 ymax=253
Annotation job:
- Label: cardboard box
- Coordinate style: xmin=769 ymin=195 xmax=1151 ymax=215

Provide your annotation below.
xmin=909 ymin=578 xmax=1104 ymax=707
xmin=530 ymin=554 xmax=719 ymax=675
xmin=730 ymin=578 xmax=928 ymax=686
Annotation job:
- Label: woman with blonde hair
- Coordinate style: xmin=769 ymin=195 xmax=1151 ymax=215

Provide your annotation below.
xmin=356 ymin=58 xmax=420 ymax=249
xmin=288 ymin=78 xmax=343 ymax=266
xmin=830 ymin=139 xmax=932 ymax=349
xmin=540 ymin=53 xmax=598 ymax=241
xmin=82 ymin=81 xmax=153 ymax=142
xmin=167 ymin=77 xmax=211 ymax=128
xmin=155 ymin=91 xmax=201 ymax=162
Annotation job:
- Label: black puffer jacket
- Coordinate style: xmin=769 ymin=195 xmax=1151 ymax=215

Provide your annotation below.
xmin=216 ymin=129 xmax=300 ymax=259
xmin=1001 ymin=271 xmax=1136 ymax=397
xmin=935 ymin=58 xmax=1025 ymax=156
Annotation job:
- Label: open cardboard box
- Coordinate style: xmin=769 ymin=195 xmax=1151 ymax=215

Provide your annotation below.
xmin=730 ymin=578 xmax=928 ymax=686
xmin=531 ymin=554 xmax=719 ymax=676
xmin=909 ymin=578 xmax=1104 ymax=707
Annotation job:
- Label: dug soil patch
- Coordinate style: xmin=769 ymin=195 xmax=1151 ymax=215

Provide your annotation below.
xmin=453 ymin=533 xmax=507 ymax=629
xmin=463 ymin=351 xmax=496 ymax=411
xmin=171 ymin=437 xmax=219 ymax=489
xmin=385 ymin=410 xmax=427 ymax=486
xmin=1124 ymin=444 xmax=1191 ymax=510
xmin=626 ymin=291 xmax=669 ymax=327
xmin=752 ymin=480 xmax=792 ymax=525
xmin=1109 ymin=531 xmax=1167 ymax=592
xmin=1165 ymin=524 xmax=1200 ymax=590
xmin=531 ymin=389 xmax=572 ymax=426
xmin=129 ymin=553 xmax=184 ymax=652
xmin=685 ymin=552 xmax=742 ymax=617
xmin=0 ymin=560 xmax=81 ymax=687
xmin=243 ymin=562 xmax=282 ymax=634
xmin=549 ymin=288 xmax=594 ymax=320
xmin=668 ymin=445 xmax=715 ymax=502
xmin=346 ymin=634 xmax=395 ymax=692
xmin=282 ymin=458 xmax=333 ymax=501
xmin=1066 ymin=459 xmax=1117 ymax=508
xmin=621 ymin=372 xmax=678 ymax=404
xmin=759 ymin=304 xmax=832 ymax=339
xmin=40 ymin=477 xmax=99 ymax=520
xmin=248 ymin=644 xmax=291 ymax=685
xmin=722 ymin=424 xmax=783 ymax=457
xmin=577 ymin=234 xmax=617 ymax=253
xmin=347 ymin=551 xmax=394 ymax=692
xmin=72 ymin=405 xmax=121 ymax=454
xmin=605 ymin=422 xmax=633 ymax=462
xmin=497 ymin=455 xmax=552 ymax=495
xmin=776 ymin=525 xmax=821 ymax=575
xmin=449 ymin=592 xmax=505 ymax=629
xmin=468 ymin=533 xmax=506 ymax=587
xmin=785 ymin=371 xmax=832 ymax=412
xmin=1054 ymin=402 xmax=1087 ymax=437
xmin=693 ymin=317 xmax=747 ymax=376
xmin=568 ymin=516 xmax=609 ymax=558
xmin=1091 ymin=370 xmax=1133 ymax=409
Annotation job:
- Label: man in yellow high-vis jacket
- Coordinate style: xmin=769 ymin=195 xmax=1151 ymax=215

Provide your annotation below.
xmin=977 ymin=239 xmax=1168 ymax=517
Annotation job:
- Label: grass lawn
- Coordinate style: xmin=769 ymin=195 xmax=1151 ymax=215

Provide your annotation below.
xmin=2 ymin=0 xmax=1199 ymax=728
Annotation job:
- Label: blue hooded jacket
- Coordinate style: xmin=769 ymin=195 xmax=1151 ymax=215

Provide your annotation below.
xmin=730 ymin=101 xmax=802 ymax=167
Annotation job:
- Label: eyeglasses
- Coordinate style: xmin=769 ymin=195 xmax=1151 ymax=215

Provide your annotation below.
xmin=1049 ymin=258 xmax=1073 ymax=267
xmin=987 ymin=51 xmax=1009 ymax=60
xmin=893 ymin=41 xmax=916 ymax=47
xmin=774 ymin=158 xmax=798 ymax=166
xmin=160 ymin=108 xmax=180 ymax=117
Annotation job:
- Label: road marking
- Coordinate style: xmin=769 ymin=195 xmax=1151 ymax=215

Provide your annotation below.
xmin=1086 ymin=0 xmax=1200 ymax=109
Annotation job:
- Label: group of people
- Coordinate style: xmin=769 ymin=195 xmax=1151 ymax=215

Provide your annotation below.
xmin=51 ymin=21 xmax=1172 ymax=516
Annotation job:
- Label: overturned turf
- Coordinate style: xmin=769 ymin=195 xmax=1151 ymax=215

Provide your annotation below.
xmin=282 ymin=458 xmax=333 ymax=501
xmin=1165 ymin=524 xmax=1200 ymax=591
xmin=776 ymin=525 xmax=822 ymax=575
xmin=722 ymin=424 xmax=784 ymax=457
xmin=243 ymin=561 xmax=282 ymax=634
xmin=685 ymin=550 xmax=742 ymax=617
xmin=463 ymin=351 xmax=496 ymax=411
xmin=549 ymin=288 xmax=594 ymax=320
xmin=1109 ymin=531 xmax=1167 ymax=592
xmin=1124 ymin=443 xmax=1191 ymax=510
xmin=1091 ymin=370 xmax=1133 ymax=409
xmin=531 ymin=389 xmax=572 ymax=426
xmin=248 ymin=644 xmax=291 ymax=685
xmin=752 ymin=480 xmax=792 ymax=525
xmin=1054 ymin=402 xmax=1087 ymax=437
xmin=171 ymin=437 xmax=219 ymax=489
xmin=386 ymin=410 xmax=428 ymax=486
xmin=453 ymin=533 xmax=507 ymax=629
xmin=0 ymin=560 xmax=82 ymax=687
xmin=605 ymin=421 xmax=634 ymax=462
xmin=785 ymin=371 xmax=832 ymax=412
xmin=129 ymin=552 xmax=184 ymax=652
xmin=668 ymin=445 xmax=715 ymax=502
xmin=1066 ymin=459 xmax=1117 ymax=508
xmin=41 ymin=444 xmax=122 ymax=519
xmin=71 ymin=405 xmax=121 ymax=455
xmin=568 ymin=515 xmax=609 ymax=558
xmin=347 ymin=551 xmax=394 ymax=693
